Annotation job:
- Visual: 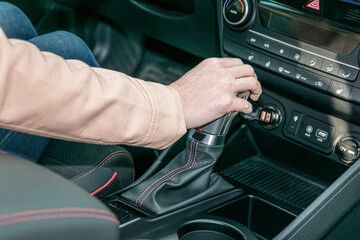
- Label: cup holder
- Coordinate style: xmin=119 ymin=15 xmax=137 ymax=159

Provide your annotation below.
xmin=209 ymin=195 xmax=296 ymax=239
xmin=178 ymin=216 xmax=257 ymax=240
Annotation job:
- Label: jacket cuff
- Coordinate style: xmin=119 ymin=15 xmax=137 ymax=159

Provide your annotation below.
xmin=136 ymin=80 xmax=187 ymax=149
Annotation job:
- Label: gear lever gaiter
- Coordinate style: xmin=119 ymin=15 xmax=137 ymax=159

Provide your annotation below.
xmin=121 ymin=91 xmax=251 ymax=214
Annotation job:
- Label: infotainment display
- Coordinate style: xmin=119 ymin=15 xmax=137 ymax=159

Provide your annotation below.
xmin=258 ymin=1 xmax=360 ymax=55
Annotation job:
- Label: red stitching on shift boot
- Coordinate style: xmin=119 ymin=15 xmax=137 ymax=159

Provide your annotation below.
xmin=140 ymin=142 xmax=199 ymax=207
xmin=135 ymin=140 xmax=194 ymax=205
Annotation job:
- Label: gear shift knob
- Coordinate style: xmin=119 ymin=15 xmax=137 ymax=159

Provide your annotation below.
xmin=189 ymin=91 xmax=250 ymax=145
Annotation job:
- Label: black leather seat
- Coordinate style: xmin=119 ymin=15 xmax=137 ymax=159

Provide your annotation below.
xmin=38 ymin=139 xmax=135 ymax=197
xmin=0 ymin=154 xmax=120 ymax=240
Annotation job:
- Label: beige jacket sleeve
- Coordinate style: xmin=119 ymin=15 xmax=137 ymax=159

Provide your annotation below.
xmin=0 ymin=28 xmax=186 ymax=149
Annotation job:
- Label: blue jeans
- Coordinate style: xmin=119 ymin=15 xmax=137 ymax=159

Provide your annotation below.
xmin=0 ymin=2 xmax=99 ymax=162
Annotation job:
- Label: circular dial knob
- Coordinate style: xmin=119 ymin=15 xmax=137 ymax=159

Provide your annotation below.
xmin=223 ymin=0 xmax=252 ymax=26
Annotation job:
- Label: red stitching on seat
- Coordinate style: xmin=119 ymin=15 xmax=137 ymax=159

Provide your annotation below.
xmin=0 ymin=208 xmax=117 ymax=220
xmin=91 ymin=172 xmax=118 ymax=196
xmin=72 ymin=167 xmax=97 ymax=183
xmin=99 ymin=152 xmax=131 ymax=167
xmin=70 ymin=170 xmax=87 ymax=181
xmin=0 ymin=213 xmax=120 ymax=227
xmin=99 ymin=152 xmax=135 ymax=183
xmin=71 ymin=152 xmax=134 ymax=184
xmin=139 ymin=142 xmax=199 ymax=207
xmin=135 ymin=140 xmax=195 ymax=205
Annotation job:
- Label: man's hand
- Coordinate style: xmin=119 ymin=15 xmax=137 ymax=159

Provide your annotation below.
xmin=170 ymin=58 xmax=262 ymax=129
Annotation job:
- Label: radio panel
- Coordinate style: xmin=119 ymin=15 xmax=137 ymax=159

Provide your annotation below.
xmin=222 ymin=0 xmax=360 ymax=105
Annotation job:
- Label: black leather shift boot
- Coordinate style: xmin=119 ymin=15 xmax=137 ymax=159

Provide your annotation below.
xmin=121 ymin=137 xmax=233 ymax=214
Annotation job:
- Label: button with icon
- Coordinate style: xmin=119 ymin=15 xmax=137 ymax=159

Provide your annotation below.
xmin=276 ymin=62 xmax=294 ymax=77
xmin=328 ymin=81 xmax=352 ymax=99
xmin=288 ymin=49 xmax=306 ymax=64
xmin=320 ymin=60 xmax=340 ymax=76
xmin=241 ymin=49 xmax=260 ymax=64
xmin=292 ymin=68 xmax=312 ymax=84
xmin=271 ymin=43 xmax=290 ymax=58
xmin=309 ymin=75 xmax=330 ymax=91
xmin=305 ymin=54 xmax=324 ymax=69
xmin=337 ymin=65 xmax=358 ymax=81
xmin=287 ymin=111 xmax=303 ymax=134
xmin=258 ymin=55 xmax=279 ymax=71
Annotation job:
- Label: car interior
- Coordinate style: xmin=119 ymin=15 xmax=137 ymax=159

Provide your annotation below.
xmin=1 ymin=0 xmax=360 ymax=239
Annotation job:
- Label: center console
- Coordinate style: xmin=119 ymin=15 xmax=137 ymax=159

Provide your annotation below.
xmin=103 ymin=1 xmax=360 ymax=239
xmin=221 ymin=0 xmax=360 ymax=166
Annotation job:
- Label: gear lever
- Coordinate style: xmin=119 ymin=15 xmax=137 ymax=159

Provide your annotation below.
xmin=121 ymin=91 xmax=251 ymax=214
xmin=189 ymin=91 xmax=250 ymax=145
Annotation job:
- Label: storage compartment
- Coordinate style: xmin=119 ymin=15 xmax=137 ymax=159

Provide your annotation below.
xmin=178 ymin=216 xmax=257 ymax=240
xmin=210 ymin=196 xmax=296 ymax=240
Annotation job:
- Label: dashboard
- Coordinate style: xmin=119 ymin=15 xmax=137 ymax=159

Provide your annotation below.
xmin=219 ymin=0 xmax=360 ymax=167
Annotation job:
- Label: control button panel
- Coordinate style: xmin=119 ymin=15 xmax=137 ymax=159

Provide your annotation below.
xmin=246 ymin=31 xmax=359 ymax=81
xmin=299 ymin=116 xmax=335 ymax=148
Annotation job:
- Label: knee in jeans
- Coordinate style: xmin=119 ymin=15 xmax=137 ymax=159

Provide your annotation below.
xmin=53 ymin=30 xmax=90 ymax=52
xmin=0 ymin=2 xmax=22 ymax=15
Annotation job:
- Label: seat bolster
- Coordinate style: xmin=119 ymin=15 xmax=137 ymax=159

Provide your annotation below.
xmin=0 ymin=154 xmax=119 ymax=240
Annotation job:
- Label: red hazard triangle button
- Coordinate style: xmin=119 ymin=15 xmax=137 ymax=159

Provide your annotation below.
xmin=305 ymin=0 xmax=320 ymax=11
